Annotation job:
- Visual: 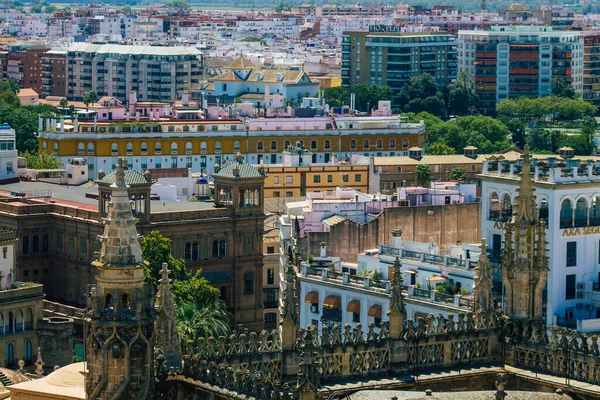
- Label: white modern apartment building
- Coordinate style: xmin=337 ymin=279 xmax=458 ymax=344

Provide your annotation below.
xmin=480 ymin=147 xmax=600 ymax=332
xmin=0 ymin=125 xmax=18 ymax=183
xmin=458 ymin=26 xmax=583 ymax=112
xmin=65 ymin=43 xmax=203 ymax=103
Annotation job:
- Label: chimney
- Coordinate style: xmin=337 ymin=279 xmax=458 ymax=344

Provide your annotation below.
xmin=182 ymin=90 xmax=190 ymax=106
xmin=128 ymin=91 xmax=137 ymax=115
xmin=320 ymin=242 xmax=327 ymax=258
xmin=392 ymin=227 xmax=402 ymax=250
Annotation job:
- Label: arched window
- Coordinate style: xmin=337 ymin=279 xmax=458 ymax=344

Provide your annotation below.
xmin=192 ymin=242 xmax=199 ymax=261
xmin=22 ymin=235 xmax=29 ymax=254
xmin=24 ymin=340 xmax=32 ymax=362
xmin=324 ymin=140 xmax=331 ymax=149
xmin=88 ymin=142 xmax=95 ymax=154
xmin=539 ymin=199 xmax=549 ymax=226
xmin=78 ymin=142 xmax=84 ymax=153
xmin=390 ymin=139 xmax=396 ymax=149
xmin=501 ymin=194 xmax=512 ymax=222
xmin=121 ymin=293 xmax=130 ymax=309
xmin=140 ymin=142 xmax=147 ymax=153
xmin=8 ymin=311 xmax=13 ymax=333
xmin=111 ymin=143 xmax=118 ymax=154
xmin=271 ymin=140 xmax=277 ymax=151
xmin=42 ymin=234 xmax=48 ymax=253
xmin=16 ymin=310 xmax=23 ymax=332
xmin=105 ymin=293 xmax=113 ymax=310
xmin=215 ymin=141 xmax=222 ymax=153
xmin=155 ymin=142 xmax=162 ymax=154
xmin=25 ymin=308 xmax=33 ymax=330
xmin=126 ymin=142 xmax=133 ymax=154
xmin=212 ymin=240 xmax=219 ymax=258
xmin=350 ymin=139 xmax=357 ymax=150
xmin=184 ymin=243 xmax=191 ymax=261
xmin=403 ymin=139 xmax=409 ymax=149
xmin=591 ymin=196 xmax=600 ymax=226
xmin=42 ymin=141 xmax=47 ymax=151
xmin=32 ymin=235 xmax=39 ymax=253
xmin=233 ymin=141 xmax=240 ymax=152
xmin=267 ymin=268 xmax=274 ymax=285
xmin=560 ymin=199 xmax=574 ymax=229
xmin=257 ymin=141 xmax=264 ymax=151
xmin=219 ymin=240 xmax=227 ymax=258
xmin=53 ymin=142 xmax=58 ymax=153
xmin=285 ymin=140 xmax=291 ymax=150
xmin=6 ymin=343 xmax=13 ymax=367
xmin=171 ymin=142 xmax=178 ymax=154
xmin=376 ymin=139 xmax=383 ymax=149
xmin=311 ymin=140 xmax=317 ymax=150
xmin=363 ymin=139 xmax=370 ymax=150
xmin=489 ymin=192 xmax=500 ymax=221
xmin=186 ymin=141 xmax=192 ymax=154
xmin=200 ymin=141 xmax=207 ymax=153
xmin=575 ymin=198 xmax=588 ymax=227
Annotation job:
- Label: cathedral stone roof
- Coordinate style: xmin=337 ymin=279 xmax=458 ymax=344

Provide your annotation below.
xmin=96 ymin=167 xmax=153 ymax=186
xmin=8 ymin=362 xmax=85 ymax=399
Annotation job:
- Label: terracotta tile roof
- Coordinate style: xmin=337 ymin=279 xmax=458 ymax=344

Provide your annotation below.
xmin=224 ymin=56 xmax=256 ymax=69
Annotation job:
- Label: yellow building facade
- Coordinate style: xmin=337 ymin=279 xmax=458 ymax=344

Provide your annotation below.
xmin=38 ymin=116 xmax=425 ymax=178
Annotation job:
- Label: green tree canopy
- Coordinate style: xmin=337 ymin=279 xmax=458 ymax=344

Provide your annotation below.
xmin=449 ymin=71 xmax=480 ymax=116
xmin=177 ymin=301 xmax=230 ymax=345
xmin=275 ymin=2 xmax=292 ymax=12
xmin=415 ymin=164 xmax=431 ymax=186
xmin=496 ymin=96 xmax=596 ymax=123
xmin=551 ymin=75 xmax=576 ymax=99
xmin=21 ymin=150 xmax=62 ymax=169
xmin=141 ymin=230 xmax=188 ymax=292
xmin=323 ymin=86 xmax=348 ymax=108
xmin=398 ymin=73 xmax=445 ymax=117
xmin=165 ymin=0 xmax=190 ymax=10
xmin=449 ymin=168 xmax=467 ymax=181
xmin=426 ymin=143 xmax=455 ymax=155
xmin=350 ymin=83 xmax=392 ymax=112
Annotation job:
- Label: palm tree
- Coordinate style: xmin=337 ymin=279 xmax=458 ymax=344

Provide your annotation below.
xmin=176 ymin=300 xmax=231 ymax=352
xmin=455 ymin=71 xmax=474 ymax=92
xmin=415 ymin=164 xmax=432 ymax=187
xmin=59 ymin=98 xmax=68 ymax=112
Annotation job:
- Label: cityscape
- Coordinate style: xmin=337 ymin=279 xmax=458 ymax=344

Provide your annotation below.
xmin=0 ymin=0 xmax=599 ymax=399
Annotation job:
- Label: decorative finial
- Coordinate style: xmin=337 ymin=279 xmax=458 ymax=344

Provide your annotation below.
xmin=160 ymin=262 xmax=170 ymax=284
xmin=236 ymin=152 xmax=243 ymax=162
xmin=35 ymin=347 xmax=44 ymax=376
xmin=114 ymin=157 xmax=127 ymax=188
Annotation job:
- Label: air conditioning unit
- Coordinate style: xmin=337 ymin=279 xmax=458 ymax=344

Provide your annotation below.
xmin=577 ymin=282 xmax=585 ymax=291
xmin=577 ymin=291 xmax=585 ymax=299
xmin=576 ymin=303 xmax=584 ymax=310
xmin=310 ymin=304 xmax=319 ymax=313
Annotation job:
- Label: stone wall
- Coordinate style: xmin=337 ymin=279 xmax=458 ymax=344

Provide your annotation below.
xmin=298 ymin=202 xmax=482 ymax=262
xmin=38 ymin=316 xmax=74 ymax=368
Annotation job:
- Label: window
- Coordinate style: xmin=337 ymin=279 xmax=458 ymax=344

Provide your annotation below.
xmin=376 ymin=139 xmax=382 ymax=149
xmin=88 ymin=143 xmax=95 ymax=154
xmin=140 ymin=142 xmax=147 ymax=153
xmin=56 ymin=231 xmax=62 ymax=250
xmin=267 ymin=268 xmax=274 ymax=284
xmin=567 ymin=242 xmax=577 ymax=267
xmin=286 ymin=176 xmax=293 ymax=184
xmin=78 ymin=142 xmax=84 ymax=154
xmin=111 ymin=143 xmax=118 ymax=154
xmin=42 ymin=234 xmax=48 ymax=253
xmin=244 ymin=233 xmax=254 ymax=252
xmin=327 ymin=175 xmax=332 ymax=183
xmin=350 ymin=140 xmax=356 ymax=150
xmin=274 ymin=176 xmax=279 ymax=184
xmin=273 ymin=191 xmax=280 ymax=197
xmin=352 ymin=313 xmax=360 ymax=323
xmin=286 ymin=191 xmax=293 ymax=197
xmin=267 ymin=246 xmax=275 ymax=254
xmin=233 ymin=141 xmax=240 ymax=152
xmin=155 ymin=142 xmax=162 ymax=154
xmin=355 ymin=174 xmax=361 ymax=182
xmin=565 ymin=307 xmax=574 ymax=320
xmin=566 ymin=274 xmax=576 ymax=300
xmin=403 ymin=139 xmax=409 ymax=148
xmin=186 ymin=142 xmax=192 ymax=154
xmin=285 ymin=140 xmax=291 ymax=150
xmin=311 ymin=140 xmax=317 ymax=150
xmin=342 ymin=174 xmax=349 ymax=183
xmin=314 ymin=175 xmax=321 ymax=183
xmin=185 ymin=242 xmax=191 ymax=260
xmin=53 ymin=143 xmax=58 ymax=153
xmin=219 ymin=240 xmax=227 ymax=257
xmin=271 ymin=141 xmax=277 ymax=151
xmin=192 ymin=242 xmax=199 ymax=261
xmin=324 ymin=140 xmax=331 ymax=149
xmin=171 ymin=142 xmax=178 ymax=154
xmin=212 ymin=240 xmax=219 ymax=258
xmin=22 ymin=235 xmax=29 ymax=254
xmin=265 ymin=312 xmax=277 ymax=322
xmin=244 ymin=271 xmax=254 ymax=294
xmin=215 ymin=141 xmax=221 ymax=153
xmin=363 ymin=139 xmax=370 ymax=149
xmin=390 ymin=138 xmax=396 ymax=149
xmin=257 ymin=141 xmax=264 ymax=151
xmin=200 ymin=142 xmax=207 ymax=153
xmin=126 ymin=142 xmax=133 ymax=154
xmin=32 ymin=235 xmax=39 ymax=253
xmin=80 ymin=236 xmax=87 ymax=254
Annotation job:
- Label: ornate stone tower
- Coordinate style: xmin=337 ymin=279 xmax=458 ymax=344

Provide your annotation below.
xmin=473 ymin=238 xmax=494 ymax=312
xmin=501 ymin=145 xmax=548 ymax=322
xmin=85 ymin=157 xmax=156 ymax=400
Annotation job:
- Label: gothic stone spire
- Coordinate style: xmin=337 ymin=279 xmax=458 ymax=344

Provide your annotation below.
xmin=473 ymin=238 xmax=494 ymax=312
xmin=501 ymin=145 xmax=548 ymax=322
xmin=387 ymin=256 xmax=406 ymax=339
xmin=155 ymin=262 xmax=182 ymax=369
